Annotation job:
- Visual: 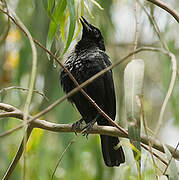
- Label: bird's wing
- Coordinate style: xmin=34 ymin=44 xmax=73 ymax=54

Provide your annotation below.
xmin=101 ymin=54 xmax=116 ymax=121
xmin=82 ymin=52 xmax=116 ymax=123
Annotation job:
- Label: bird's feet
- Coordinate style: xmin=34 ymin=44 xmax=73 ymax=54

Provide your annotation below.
xmin=81 ymin=119 xmax=97 ymax=139
xmin=72 ymin=118 xmax=84 ymax=135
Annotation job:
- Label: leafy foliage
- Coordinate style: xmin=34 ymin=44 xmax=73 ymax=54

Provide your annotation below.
xmin=0 ymin=0 xmax=179 ymax=179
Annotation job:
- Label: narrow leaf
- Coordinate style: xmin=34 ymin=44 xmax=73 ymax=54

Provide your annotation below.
xmin=124 ymin=59 xmax=145 ymax=165
xmin=46 ymin=20 xmax=58 ymax=60
xmin=46 ymin=0 xmax=67 ymax=59
xmin=81 ymin=0 xmax=84 ymax=16
xmin=60 ymin=12 xmax=69 ymax=44
xmin=124 ymin=59 xmax=144 ymax=118
xmin=89 ymin=0 xmax=104 ymax=10
xmin=62 ymin=0 xmax=76 ymax=56
xmin=53 ymin=0 xmax=67 ymax=23
xmin=73 ymin=22 xmax=81 ymax=41
xmin=53 ymin=0 xmax=67 ymax=44
xmin=47 ymin=0 xmax=55 ymax=15
xmin=42 ymin=0 xmax=55 ymax=18
xmin=84 ymin=2 xmax=94 ymax=18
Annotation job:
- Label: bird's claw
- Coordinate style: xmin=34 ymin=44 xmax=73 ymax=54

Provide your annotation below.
xmin=81 ymin=121 xmax=95 ymax=139
xmin=72 ymin=116 xmax=97 ymax=138
xmin=72 ymin=119 xmax=83 ymax=135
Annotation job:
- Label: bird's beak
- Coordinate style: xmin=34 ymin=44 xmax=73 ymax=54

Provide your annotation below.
xmin=80 ymin=17 xmax=91 ymax=32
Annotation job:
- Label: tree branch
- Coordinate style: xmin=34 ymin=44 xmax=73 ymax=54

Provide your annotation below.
xmin=0 ymin=86 xmax=49 ymax=101
xmin=0 ymin=103 xmax=179 ymax=161
xmin=140 ymin=1 xmax=178 ymax=142
xmin=0 ymin=3 xmax=178 ymax=178
xmin=155 ymin=53 xmax=177 ymax=135
xmin=146 ymin=0 xmax=179 ymax=23
xmin=2 ymin=125 xmax=33 ymax=180
xmin=0 ymin=7 xmax=128 ymax=141
xmin=0 ymin=8 xmax=172 ymax=143
xmin=0 ymin=46 xmax=167 ymax=138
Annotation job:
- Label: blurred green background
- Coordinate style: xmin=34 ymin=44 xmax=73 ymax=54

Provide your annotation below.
xmin=0 ymin=0 xmax=179 ymax=179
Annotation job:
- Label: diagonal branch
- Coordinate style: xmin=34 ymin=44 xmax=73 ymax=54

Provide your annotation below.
xmin=140 ymin=0 xmax=178 ymax=145
xmin=0 ymin=8 xmax=172 ymax=142
xmin=2 ymin=125 xmax=33 ymax=180
xmin=0 ymin=47 xmax=168 ymax=138
xmin=0 ymin=7 xmax=128 ymax=142
xmin=1 ymin=103 xmax=179 ymax=161
xmin=2 ymin=101 xmax=179 ymax=178
xmin=146 ymin=0 xmax=179 ymax=23
xmin=155 ymin=53 xmax=177 ymax=135
xmin=0 ymin=4 xmax=178 ymax=178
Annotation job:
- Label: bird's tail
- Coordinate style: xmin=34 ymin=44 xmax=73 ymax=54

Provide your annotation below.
xmin=100 ymin=135 xmax=125 ymax=167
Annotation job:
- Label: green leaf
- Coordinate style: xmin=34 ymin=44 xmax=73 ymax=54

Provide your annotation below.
xmin=124 ymin=59 xmax=144 ymax=119
xmin=46 ymin=20 xmax=58 ymax=60
xmin=84 ymin=1 xmax=94 ymax=18
xmin=81 ymin=0 xmax=84 ymax=16
xmin=52 ymin=0 xmax=67 ymax=23
xmin=124 ymin=59 xmax=145 ymax=166
xmin=59 ymin=13 xmax=67 ymax=44
xmin=42 ymin=0 xmax=55 ymax=17
xmin=46 ymin=0 xmax=67 ymax=59
xmin=62 ymin=0 xmax=76 ymax=56
xmin=73 ymin=22 xmax=81 ymax=41
xmin=53 ymin=0 xmax=67 ymax=44
xmin=89 ymin=0 xmax=104 ymax=10
xmin=47 ymin=0 xmax=55 ymax=15
xmin=60 ymin=14 xmax=67 ymax=44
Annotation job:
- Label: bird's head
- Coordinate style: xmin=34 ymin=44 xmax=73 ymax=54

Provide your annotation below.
xmin=79 ymin=17 xmax=105 ymax=51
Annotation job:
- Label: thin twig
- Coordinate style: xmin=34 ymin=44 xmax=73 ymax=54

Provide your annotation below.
xmin=51 ymin=139 xmax=75 ymax=180
xmin=1 ymin=8 xmax=175 ymax=147
xmin=139 ymin=1 xmax=178 ymax=140
xmin=133 ymin=2 xmax=142 ymax=179
xmin=0 ymin=47 xmax=168 ymax=138
xmin=0 ymin=7 xmax=128 ymax=142
xmin=0 ymin=0 xmax=10 ymax=45
xmin=0 ymin=3 xmax=178 ymax=178
xmin=138 ymin=95 xmax=159 ymax=178
xmin=2 ymin=125 xmax=33 ymax=180
xmin=155 ymin=53 xmax=177 ymax=135
xmin=133 ymin=0 xmax=139 ymax=59
xmin=146 ymin=0 xmax=179 ymax=23
xmin=140 ymin=5 xmax=178 ymax=173
xmin=8 ymin=8 xmax=37 ymax=179
xmin=7 ymin=9 xmax=37 ymax=122
xmin=0 ymin=8 xmax=176 ymax=169
xmin=0 ymin=86 xmax=49 ymax=101
xmin=163 ymin=142 xmax=179 ymax=175
xmin=139 ymin=1 xmax=169 ymax=51
xmin=2 ymin=99 xmax=177 ymax=178
xmin=1 ymin=103 xmax=179 ymax=162
xmin=0 ymin=8 xmax=171 ymax=140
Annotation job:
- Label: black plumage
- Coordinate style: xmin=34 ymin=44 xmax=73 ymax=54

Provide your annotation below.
xmin=60 ymin=17 xmax=125 ymax=167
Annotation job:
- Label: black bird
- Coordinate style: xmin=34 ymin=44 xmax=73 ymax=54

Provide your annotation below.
xmin=60 ymin=17 xmax=125 ymax=167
